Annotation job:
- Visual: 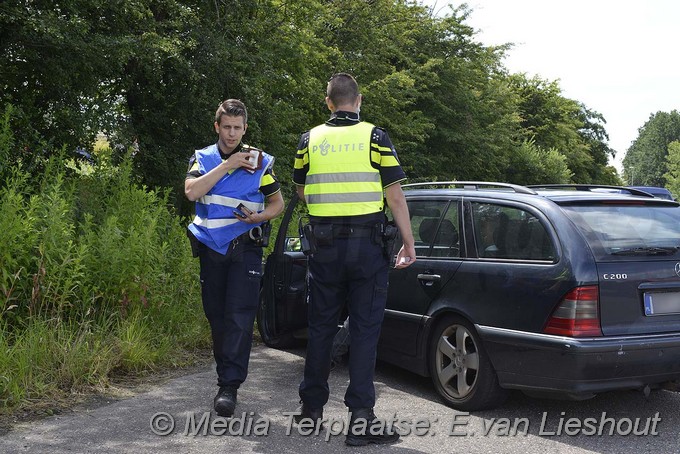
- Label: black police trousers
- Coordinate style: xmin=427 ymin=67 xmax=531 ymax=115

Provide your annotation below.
xmin=299 ymin=232 xmax=389 ymax=409
xmin=198 ymin=238 xmax=263 ymax=388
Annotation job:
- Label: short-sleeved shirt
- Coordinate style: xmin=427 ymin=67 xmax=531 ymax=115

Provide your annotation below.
xmin=293 ymin=111 xmax=406 ymax=190
xmin=187 ymin=143 xmax=280 ymax=197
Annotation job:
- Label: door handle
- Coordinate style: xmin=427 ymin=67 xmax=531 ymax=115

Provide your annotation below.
xmin=417 ymin=273 xmax=441 ymax=281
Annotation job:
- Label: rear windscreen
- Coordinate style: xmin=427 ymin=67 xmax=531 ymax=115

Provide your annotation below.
xmin=560 ymin=203 xmax=680 ymax=259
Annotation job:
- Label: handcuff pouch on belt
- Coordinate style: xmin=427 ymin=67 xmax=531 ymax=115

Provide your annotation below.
xmin=247 ymin=221 xmax=271 ymax=247
xmin=313 ymin=224 xmax=334 ymax=247
xmin=298 ymin=219 xmax=334 ymax=256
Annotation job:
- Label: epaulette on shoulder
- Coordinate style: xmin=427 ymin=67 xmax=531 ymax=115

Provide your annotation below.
xmin=372 ymin=126 xmax=387 ymax=142
xmin=299 ymin=131 xmax=311 ymax=146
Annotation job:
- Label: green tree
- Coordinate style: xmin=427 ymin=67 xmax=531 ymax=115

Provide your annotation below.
xmin=314 ymin=1 xmax=520 ymax=181
xmin=623 ymin=110 xmax=680 ymax=186
xmin=507 ymin=139 xmax=572 ymax=185
xmin=197 ymin=0 xmax=336 ymax=186
xmin=0 ymin=0 xmax=208 ymax=181
xmin=1 ymin=0 xmax=621 ymax=198
xmin=508 ymin=74 xmax=618 ymax=184
xmin=1 ymin=0 xmax=336 ymax=208
xmin=577 ymin=104 xmax=620 ymax=185
xmin=663 ymin=141 xmax=680 ymax=199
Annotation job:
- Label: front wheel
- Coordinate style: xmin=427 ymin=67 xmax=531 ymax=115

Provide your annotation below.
xmin=428 ymin=315 xmax=508 ymax=411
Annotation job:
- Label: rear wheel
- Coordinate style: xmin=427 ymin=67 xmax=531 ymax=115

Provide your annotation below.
xmin=256 ymin=290 xmax=299 ymax=349
xmin=428 ymin=315 xmax=508 ymax=411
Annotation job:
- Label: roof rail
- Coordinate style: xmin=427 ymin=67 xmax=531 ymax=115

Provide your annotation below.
xmin=526 ymin=184 xmax=655 ymax=198
xmin=402 ymin=181 xmax=536 ymax=195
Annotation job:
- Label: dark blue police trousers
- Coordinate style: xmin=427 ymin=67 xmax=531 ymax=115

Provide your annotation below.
xmin=199 ymin=239 xmax=262 ymax=388
xmin=299 ymin=234 xmax=389 ymax=409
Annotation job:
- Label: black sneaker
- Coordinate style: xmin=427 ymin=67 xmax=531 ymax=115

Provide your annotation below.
xmin=345 ymin=408 xmax=400 ymax=446
xmin=293 ymin=402 xmax=324 ymax=425
xmin=214 ymin=386 xmax=237 ymax=417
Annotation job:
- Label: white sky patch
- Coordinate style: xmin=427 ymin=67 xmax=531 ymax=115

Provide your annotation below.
xmin=424 ymin=0 xmax=680 ymax=174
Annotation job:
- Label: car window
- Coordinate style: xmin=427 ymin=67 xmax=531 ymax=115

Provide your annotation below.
xmin=431 ymin=203 xmax=460 ymax=258
xmin=561 ymin=203 xmax=680 ymax=257
xmin=406 ymin=200 xmax=450 ymax=258
xmin=472 ymin=202 xmax=556 ymax=261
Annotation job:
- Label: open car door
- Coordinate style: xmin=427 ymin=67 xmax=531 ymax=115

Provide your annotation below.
xmin=257 ymin=192 xmax=309 ymax=347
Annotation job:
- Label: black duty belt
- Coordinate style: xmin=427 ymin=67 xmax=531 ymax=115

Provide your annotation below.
xmin=232 ymin=226 xmax=263 ymax=245
xmin=330 ymin=224 xmax=375 ymax=238
xmin=231 ymin=231 xmax=250 ymax=245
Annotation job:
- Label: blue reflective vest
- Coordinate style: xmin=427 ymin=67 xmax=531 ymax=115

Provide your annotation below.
xmin=188 ymin=143 xmax=274 ymax=254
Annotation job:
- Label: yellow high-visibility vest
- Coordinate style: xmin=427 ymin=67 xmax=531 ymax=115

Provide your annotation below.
xmin=305 ymin=122 xmax=383 ymax=216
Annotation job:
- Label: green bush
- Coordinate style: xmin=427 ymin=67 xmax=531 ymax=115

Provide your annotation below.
xmin=0 ymin=133 xmax=210 ymax=412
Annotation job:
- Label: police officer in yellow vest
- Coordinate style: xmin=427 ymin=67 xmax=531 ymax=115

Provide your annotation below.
xmin=185 ymin=99 xmax=284 ymax=417
xmin=293 ymin=73 xmax=416 ymax=446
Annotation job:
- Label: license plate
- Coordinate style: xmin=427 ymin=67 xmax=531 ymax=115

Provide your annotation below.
xmin=644 ymin=292 xmax=680 ymax=316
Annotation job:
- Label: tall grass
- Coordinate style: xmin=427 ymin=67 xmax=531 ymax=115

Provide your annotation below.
xmin=0 ymin=112 xmax=210 ymax=412
xmin=0 ymin=317 xmax=117 ymax=408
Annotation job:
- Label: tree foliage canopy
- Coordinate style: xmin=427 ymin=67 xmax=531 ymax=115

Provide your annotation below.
xmin=622 ymin=110 xmax=680 ymax=187
xmin=1 ymin=0 xmax=621 ymax=208
xmin=664 ymin=141 xmax=680 ymax=199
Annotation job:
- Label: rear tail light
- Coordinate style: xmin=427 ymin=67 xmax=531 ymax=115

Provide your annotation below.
xmin=543 ymin=286 xmax=602 ymax=337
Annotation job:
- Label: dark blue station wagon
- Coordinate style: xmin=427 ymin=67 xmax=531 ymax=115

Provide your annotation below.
xmin=258 ymin=182 xmax=680 ymax=410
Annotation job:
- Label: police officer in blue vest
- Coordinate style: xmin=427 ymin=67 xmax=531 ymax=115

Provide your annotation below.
xmin=185 ymin=99 xmax=284 ymax=417
xmin=293 ymin=74 xmax=416 ymax=446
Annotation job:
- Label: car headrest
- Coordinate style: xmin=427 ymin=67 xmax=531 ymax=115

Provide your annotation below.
xmin=437 ymin=219 xmax=459 ymax=246
xmin=419 ymin=218 xmax=459 ymax=245
xmin=419 ymin=218 xmax=439 ymax=244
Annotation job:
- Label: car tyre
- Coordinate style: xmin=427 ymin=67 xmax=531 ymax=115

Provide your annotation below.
xmin=256 ymin=289 xmax=299 ymax=349
xmin=428 ymin=315 xmax=508 ymax=411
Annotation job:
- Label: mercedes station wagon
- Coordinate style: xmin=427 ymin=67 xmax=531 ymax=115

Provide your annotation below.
xmin=258 ymin=182 xmax=680 ymax=410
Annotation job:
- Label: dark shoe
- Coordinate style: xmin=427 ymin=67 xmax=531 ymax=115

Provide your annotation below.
xmin=214 ymin=386 xmax=237 ymax=417
xmin=293 ymin=402 xmax=324 ymax=425
xmin=345 ymin=408 xmax=400 ymax=446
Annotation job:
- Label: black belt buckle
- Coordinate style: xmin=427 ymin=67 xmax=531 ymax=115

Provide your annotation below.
xmin=333 ymin=225 xmax=351 ymax=237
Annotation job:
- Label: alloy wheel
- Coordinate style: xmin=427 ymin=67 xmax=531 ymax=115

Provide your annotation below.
xmin=434 ymin=323 xmax=480 ymax=399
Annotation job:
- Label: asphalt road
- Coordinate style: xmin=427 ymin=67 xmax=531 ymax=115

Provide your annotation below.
xmin=1 ymin=344 xmax=679 ymax=453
